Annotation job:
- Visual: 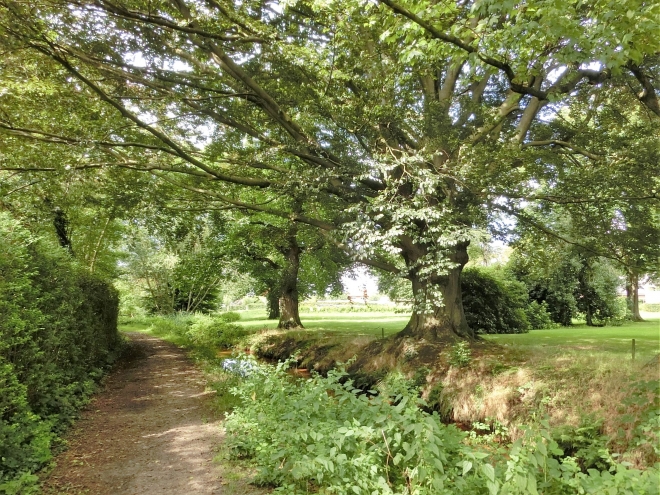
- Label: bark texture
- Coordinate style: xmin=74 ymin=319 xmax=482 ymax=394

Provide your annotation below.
xmin=400 ymin=241 xmax=473 ymax=340
xmin=627 ymin=271 xmax=644 ymax=322
xmin=267 ymin=289 xmax=281 ymax=320
xmin=278 ymin=226 xmax=303 ymax=329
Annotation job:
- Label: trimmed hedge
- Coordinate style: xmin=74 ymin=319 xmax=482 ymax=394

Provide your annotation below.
xmin=0 ymin=212 xmax=120 ymax=490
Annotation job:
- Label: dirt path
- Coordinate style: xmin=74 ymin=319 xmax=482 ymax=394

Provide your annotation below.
xmin=42 ymin=333 xmax=250 ymax=495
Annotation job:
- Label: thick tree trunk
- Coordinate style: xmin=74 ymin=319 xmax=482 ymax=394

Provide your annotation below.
xmin=400 ymin=241 xmax=474 ymax=340
xmin=267 ymin=288 xmax=281 ymax=319
xmin=629 ymin=271 xmax=644 ymax=321
xmin=278 ymin=228 xmax=303 ymax=330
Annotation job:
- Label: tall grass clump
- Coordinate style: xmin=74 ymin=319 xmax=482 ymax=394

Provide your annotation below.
xmin=224 ymin=358 xmax=659 ymax=495
xmin=0 ymin=213 xmax=121 ymax=492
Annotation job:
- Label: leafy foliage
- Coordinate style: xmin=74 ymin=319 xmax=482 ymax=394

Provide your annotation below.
xmin=0 ymin=212 xmax=120 ymax=488
xmin=186 ymin=315 xmax=247 ymax=350
xmin=510 ymin=246 xmax=624 ymax=326
xmin=461 ymin=268 xmax=532 ymax=334
xmin=448 ymin=342 xmax=472 ymax=368
xmin=145 ymin=313 xmax=248 ymax=351
xmin=224 ymin=358 xmax=660 ymax=494
xmin=119 ymin=224 xmax=226 ymax=314
xmin=2 ymin=0 xmax=658 ymax=338
xmin=618 ymin=380 xmax=660 ymax=464
xmin=552 ymin=417 xmax=611 ymax=472
xmin=524 ymin=301 xmax=555 ymax=331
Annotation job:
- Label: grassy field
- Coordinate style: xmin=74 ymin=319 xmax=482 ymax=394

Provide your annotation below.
xmin=235 ymin=309 xmax=410 ymax=336
xmin=487 ymin=319 xmax=660 ymax=357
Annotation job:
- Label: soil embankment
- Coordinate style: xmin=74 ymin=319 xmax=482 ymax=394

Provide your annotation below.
xmin=42 ymin=333 xmax=248 ymax=495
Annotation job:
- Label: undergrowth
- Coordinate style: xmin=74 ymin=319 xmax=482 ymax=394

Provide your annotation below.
xmin=129 ymin=312 xmax=249 ymax=355
xmin=223 ymin=357 xmax=660 ymax=495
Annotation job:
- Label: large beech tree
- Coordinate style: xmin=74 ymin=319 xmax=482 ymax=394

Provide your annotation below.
xmin=1 ymin=0 xmax=659 ymax=340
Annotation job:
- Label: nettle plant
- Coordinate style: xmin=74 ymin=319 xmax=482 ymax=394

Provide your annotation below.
xmin=223 ymin=358 xmax=660 ymax=495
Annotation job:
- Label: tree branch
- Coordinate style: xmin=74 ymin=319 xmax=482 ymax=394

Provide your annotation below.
xmin=627 ymin=63 xmax=660 ymax=117
xmin=91 ymin=0 xmax=268 ymax=43
xmin=28 ymin=43 xmax=272 ymax=188
xmin=154 ymin=173 xmax=337 ymax=231
xmin=522 ymin=140 xmax=602 ymax=160
xmin=494 ymin=204 xmax=628 ymax=265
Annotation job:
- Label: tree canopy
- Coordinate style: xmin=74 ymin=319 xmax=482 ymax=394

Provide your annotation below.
xmin=1 ymin=0 xmax=658 ymax=339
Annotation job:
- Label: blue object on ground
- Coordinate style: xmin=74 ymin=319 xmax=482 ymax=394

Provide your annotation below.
xmin=221 ymin=358 xmax=257 ymax=377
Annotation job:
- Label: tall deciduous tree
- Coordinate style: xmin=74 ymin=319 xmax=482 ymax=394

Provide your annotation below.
xmin=1 ymin=0 xmax=658 ymax=340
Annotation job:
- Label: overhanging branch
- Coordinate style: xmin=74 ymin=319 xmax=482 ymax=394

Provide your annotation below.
xmin=522 ymin=140 xmax=602 ymax=160
xmin=494 ymin=204 xmax=628 ymax=266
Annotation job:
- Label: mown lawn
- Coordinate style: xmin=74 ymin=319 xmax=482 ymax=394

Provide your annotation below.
xmin=236 ymin=309 xmax=410 ymax=337
xmin=122 ymin=309 xmax=659 ymax=359
xmin=486 ymin=319 xmax=660 ymax=357
xmin=236 ymin=309 xmax=659 ymax=355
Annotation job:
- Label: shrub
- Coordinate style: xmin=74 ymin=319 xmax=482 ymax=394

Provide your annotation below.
xmin=0 ymin=212 xmax=120 ymax=488
xmin=461 ymin=268 xmax=531 ymax=334
xmin=552 ymin=417 xmax=611 ymax=471
xmin=448 ymin=341 xmax=472 ymax=367
xmin=149 ymin=314 xmax=191 ymax=338
xmin=186 ymin=315 xmax=247 ymax=349
xmin=641 ymin=303 xmax=660 ymax=313
xmin=147 ymin=313 xmax=247 ymax=350
xmin=217 ymin=311 xmax=241 ymax=323
xmin=525 ymin=301 xmax=555 ymax=330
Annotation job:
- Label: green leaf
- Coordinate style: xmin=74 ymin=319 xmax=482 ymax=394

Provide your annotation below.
xmin=481 ymin=463 xmax=496 ymax=482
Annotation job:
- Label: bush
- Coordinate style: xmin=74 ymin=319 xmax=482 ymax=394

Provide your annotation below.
xmin=552 ymin=417 xmax=611 ymax=471
xmin=525 ymin=301 xmax=555 ymax=330
xmin=641 ymin=303 xmax=660 ymax=313
xmin=186 ymin=315 xmax=247 ymax=349
xmin=0 ymin=212 xmax=120 ymax=489
xmin=217 ymin=311 xmax=241 ymax=323
xmin=461 ymin=268 xmax=531 ymax=334
xmin=149 ymin=314 xmax=191 ymax=338
xmin=449 ymin=342 xmax=472 ymax=367
xmin=147 ymin=313 xmax=247 ymax=350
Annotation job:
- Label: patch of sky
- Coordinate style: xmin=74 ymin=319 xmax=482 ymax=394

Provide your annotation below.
xmin=124 ymin=51 xmax=148 ymax=68
xmin=342 ymin=266 xmax=379 ymax=297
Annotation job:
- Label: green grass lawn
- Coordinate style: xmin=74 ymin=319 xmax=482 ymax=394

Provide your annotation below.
xmin=121 ymin=309 xmax=659 ymax=357
xmin=235 ymin=309 xmax=410 ymax=337
xmin=235 ymin=309 xmax=659 ymax=356
xmin=486 ymin=319 xmax=660 ymax=356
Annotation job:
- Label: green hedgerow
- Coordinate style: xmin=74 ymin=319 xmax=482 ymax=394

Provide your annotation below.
xmin=0 ymin=212 xmax=120 ymax=489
